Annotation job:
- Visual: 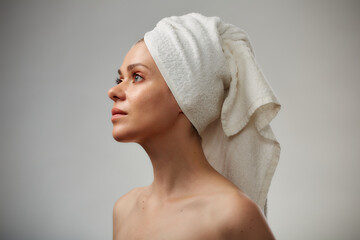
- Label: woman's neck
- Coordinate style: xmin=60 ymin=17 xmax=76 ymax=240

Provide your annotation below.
xmin=140 ymin=124 xmax=218 ymax=204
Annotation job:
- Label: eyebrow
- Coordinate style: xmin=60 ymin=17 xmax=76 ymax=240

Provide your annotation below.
xmin=118 ymin=63 xmax=150 ymax=76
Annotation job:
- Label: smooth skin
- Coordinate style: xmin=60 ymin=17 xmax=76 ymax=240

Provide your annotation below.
xmin=108 ymin=41 xmax=276 ymax=240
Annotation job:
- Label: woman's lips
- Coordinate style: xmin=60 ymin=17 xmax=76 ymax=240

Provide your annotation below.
xmin=111 ymin=107 xmax=127 ymax=121
xmin=112 ymin=107 xmax=127 ymax=115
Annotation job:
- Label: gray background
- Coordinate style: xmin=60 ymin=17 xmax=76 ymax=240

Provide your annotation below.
xmin=1 ymin=0 xmax=359 ymax=239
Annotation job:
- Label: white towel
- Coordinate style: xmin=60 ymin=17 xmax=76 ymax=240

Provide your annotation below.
xmin=144 ymin=12 xmax=281 ymax=214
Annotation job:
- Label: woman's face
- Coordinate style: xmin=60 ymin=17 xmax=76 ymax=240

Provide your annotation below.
xmin=108 ymin=41 xmax=182 ymax=143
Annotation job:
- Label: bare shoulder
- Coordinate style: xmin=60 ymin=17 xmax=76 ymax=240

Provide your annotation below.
xmin=113 ymin=187 xmax=144 ymax=217
xmin=214 ymin=191 xmax=276 ymax=240
xmin=113 ymin=186 xmax=147 ymax=237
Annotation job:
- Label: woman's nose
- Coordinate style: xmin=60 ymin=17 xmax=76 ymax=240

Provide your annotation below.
xmin=108 ymin=84 xmax=126 ymax=101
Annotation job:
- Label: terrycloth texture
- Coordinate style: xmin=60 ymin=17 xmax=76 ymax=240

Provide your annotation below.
xmin=144 ymin=13 xmax=281 ymax=214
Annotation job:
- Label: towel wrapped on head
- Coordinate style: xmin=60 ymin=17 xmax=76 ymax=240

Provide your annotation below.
xmin=144 ymin=12 xmax=281 ymax=215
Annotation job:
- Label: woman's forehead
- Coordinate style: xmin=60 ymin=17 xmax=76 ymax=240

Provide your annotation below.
xmin=121 ymin=42 xmax=155 ymax=70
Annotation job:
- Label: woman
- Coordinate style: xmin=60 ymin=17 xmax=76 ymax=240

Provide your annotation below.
xmin=109 ymin=13 xmax=280 ymax=239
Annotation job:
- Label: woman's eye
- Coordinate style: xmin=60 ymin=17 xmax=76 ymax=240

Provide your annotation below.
xmin=115 ymin=73 xmax=143 ymax=84
xmin=133 ymin=73 xmax=144 ymax=82
xmin=115 ymin=77 xmax=122 ymax=84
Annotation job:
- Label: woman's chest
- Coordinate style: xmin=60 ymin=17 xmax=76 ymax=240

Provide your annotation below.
xmin=114 ymin=203 xmax=222 ymax=240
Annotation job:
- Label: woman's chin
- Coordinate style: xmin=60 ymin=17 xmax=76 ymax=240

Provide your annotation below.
xmin=112 ymin=132 xmax=129 ymax=142
xmin=112 ymin=128 xmax=138 ymax=143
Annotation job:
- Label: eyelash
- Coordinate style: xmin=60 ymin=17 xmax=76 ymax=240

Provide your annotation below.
xmin=115 ymin=73 xmax=143 ymax=84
